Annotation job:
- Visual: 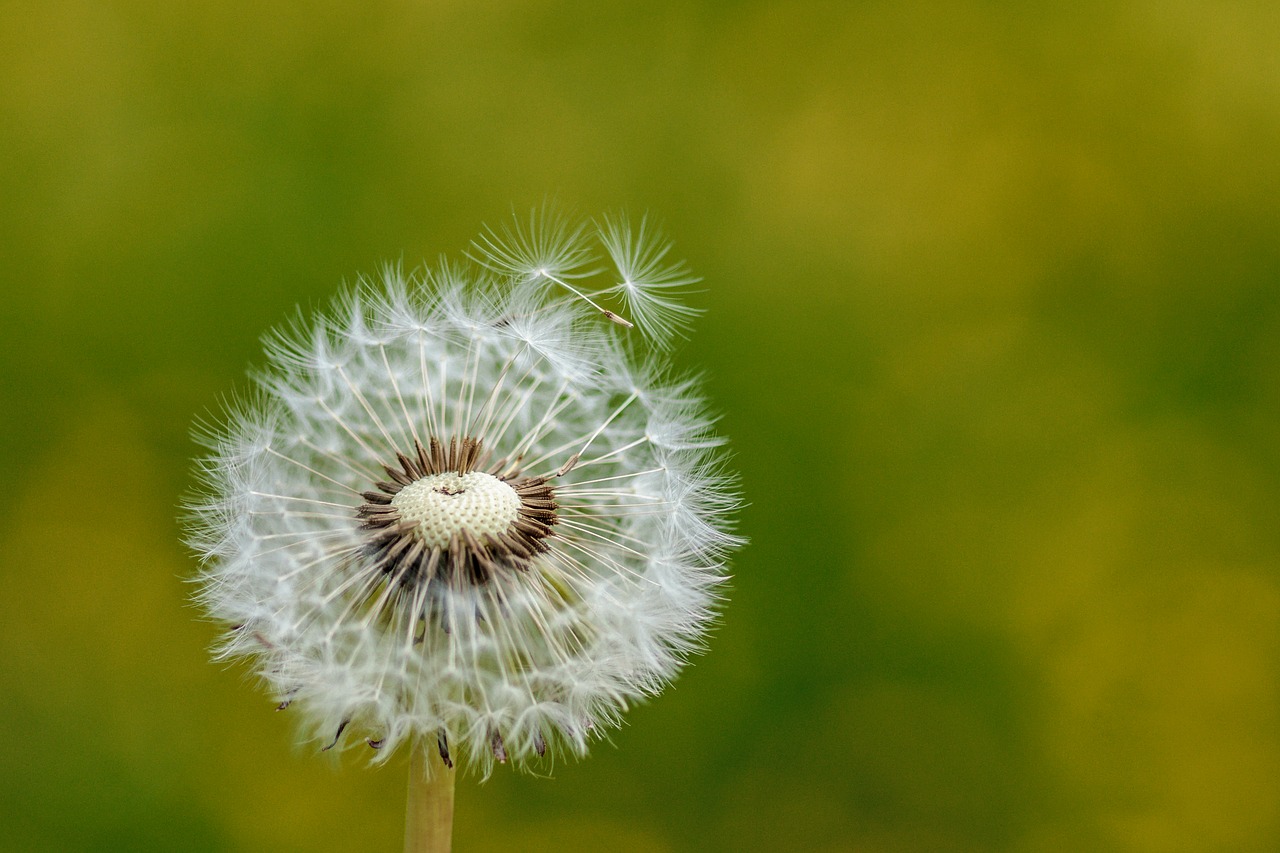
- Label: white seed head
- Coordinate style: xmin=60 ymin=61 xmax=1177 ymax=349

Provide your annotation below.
xmin=185 ymin=208 xmax=743 ymax=774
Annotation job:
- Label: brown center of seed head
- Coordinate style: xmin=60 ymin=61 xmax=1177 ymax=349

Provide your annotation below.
xmin=356 ymin=436 xmax=558 ymax=587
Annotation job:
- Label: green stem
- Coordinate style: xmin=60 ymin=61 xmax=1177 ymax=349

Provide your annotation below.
xmin=404 ymin=743 xmax=455 ymax=853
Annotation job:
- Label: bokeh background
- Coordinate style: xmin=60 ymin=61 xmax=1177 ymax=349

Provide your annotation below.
xmin=3 ymin=1 xmax=1279 ymax=851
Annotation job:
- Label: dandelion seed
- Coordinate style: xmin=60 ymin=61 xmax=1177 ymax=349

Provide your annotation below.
xmin=597 ymin=212 xmax=703 ymax=347
xmin=185 ymin=209 xmax=743 ymax=841
xmin=468 ymin=201 xmax=596 ymax=284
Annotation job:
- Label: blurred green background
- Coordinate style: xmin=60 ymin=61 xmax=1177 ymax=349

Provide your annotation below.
xmin=3 ymin=1 xmax=1279 ymax=851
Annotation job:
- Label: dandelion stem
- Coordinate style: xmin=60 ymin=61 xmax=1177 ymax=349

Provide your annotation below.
xmin=404 ymin=745 xmax=455 ymax=853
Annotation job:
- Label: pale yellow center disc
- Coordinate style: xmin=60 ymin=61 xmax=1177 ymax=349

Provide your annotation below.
xmin=390 ymin=471 xmax=522 ymax=548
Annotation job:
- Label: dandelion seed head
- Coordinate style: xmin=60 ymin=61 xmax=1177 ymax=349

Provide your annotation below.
xmin=186 ymin=208 xmax=743 ymax=774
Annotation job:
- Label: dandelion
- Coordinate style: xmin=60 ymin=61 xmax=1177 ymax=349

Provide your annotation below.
xmin=185 ymin=208 xmax=742 ymax=851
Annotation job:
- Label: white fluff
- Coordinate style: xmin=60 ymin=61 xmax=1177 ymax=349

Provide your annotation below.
xmin=186 ymin=210 xmax=742 ymax=774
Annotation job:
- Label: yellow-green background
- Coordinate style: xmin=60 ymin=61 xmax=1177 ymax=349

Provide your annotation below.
xmin=3 ymin=1 xmax=1278 ymax=851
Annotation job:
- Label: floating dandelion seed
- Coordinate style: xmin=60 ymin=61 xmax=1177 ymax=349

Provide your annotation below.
xmin=185 ymin=209 xmax=742 ymax=802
